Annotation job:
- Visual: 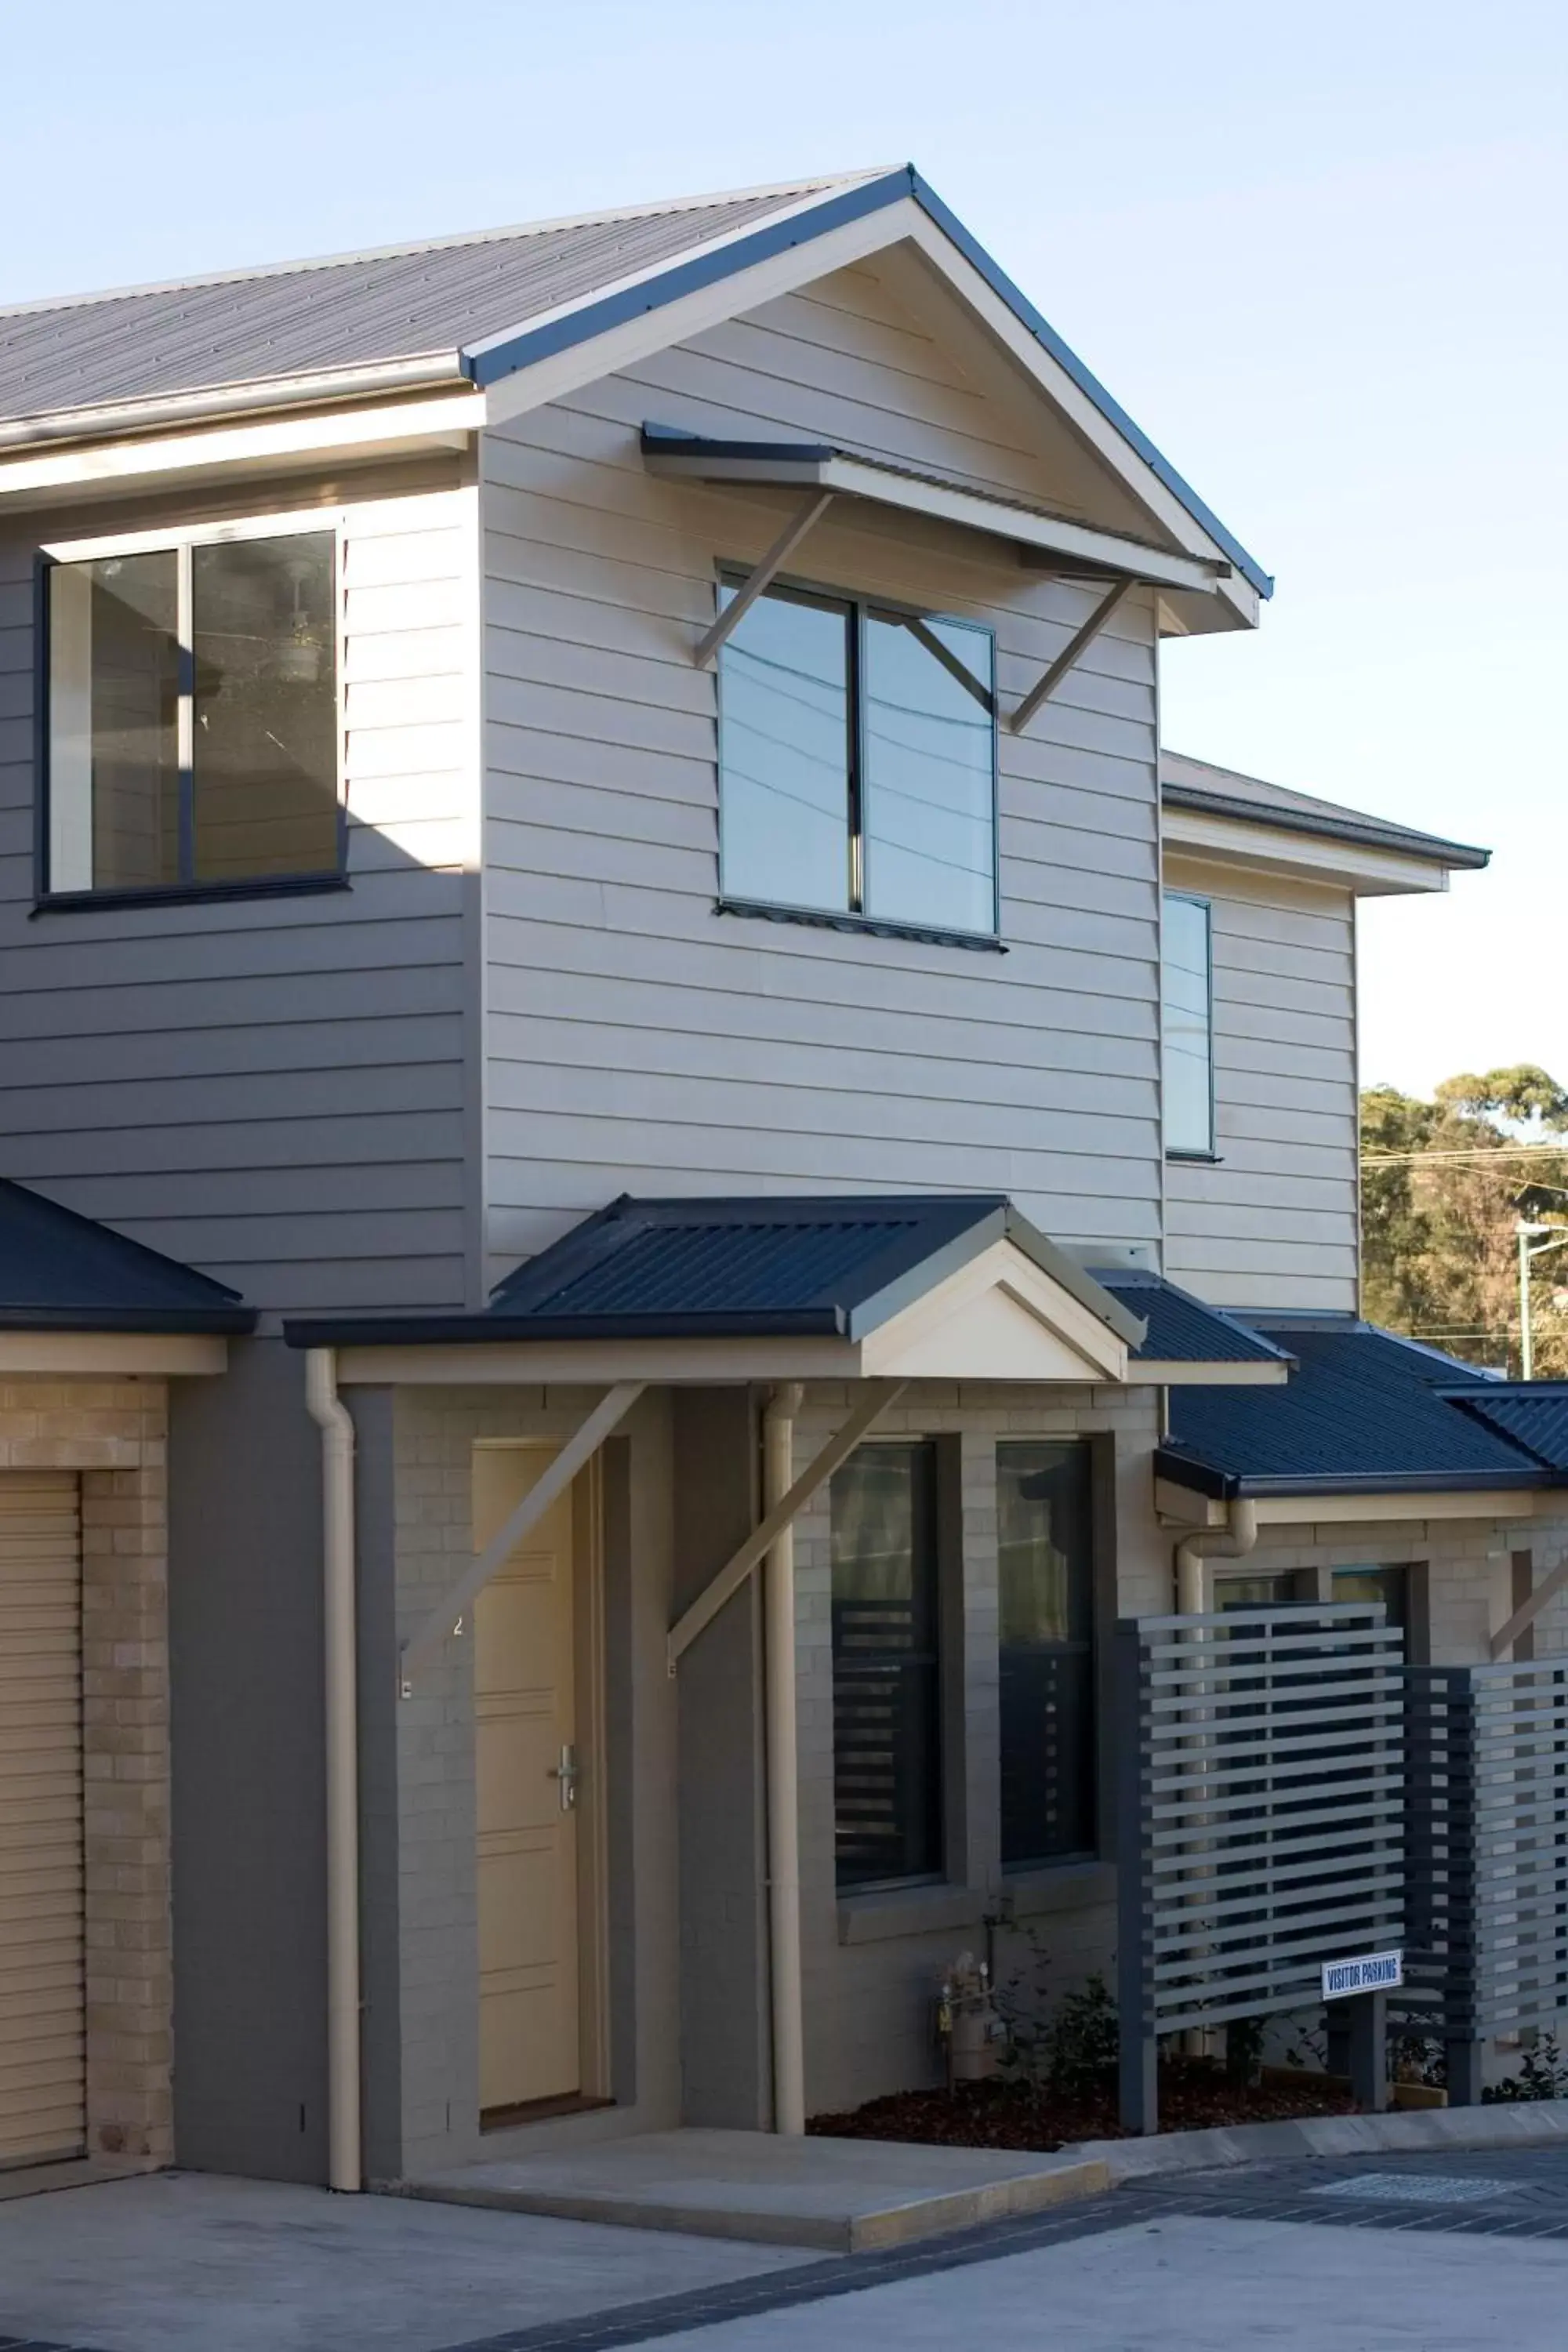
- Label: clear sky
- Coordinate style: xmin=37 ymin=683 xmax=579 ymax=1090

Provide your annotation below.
xmin=5 ymin=0 xmax=1563 ymax=1098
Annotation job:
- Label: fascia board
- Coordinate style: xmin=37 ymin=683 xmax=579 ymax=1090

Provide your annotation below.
xmin=1135 ymin=1360 xmax=1292 ymax=1386
xmin=1163 ymin=808 xmax=1452 ymax=897
xmin=480 ymin=193 xmax=926 ymax=428
xmin=0 ymin=1332 xmax=228 ymax=1375
xmin=0 ymin=391 xmax=485 ymax=506
xmin=1250 ymin=1489 xmax=1549 ymax=1526
xmin=900 ymin=215 xmax=1261 ymax=632
xmin=903 ymin=177 xmax=1272 ymax=602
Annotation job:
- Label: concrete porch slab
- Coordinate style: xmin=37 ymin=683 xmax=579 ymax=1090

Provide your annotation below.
xmin=405 ymin=2126 xmax=1109 ymax=2252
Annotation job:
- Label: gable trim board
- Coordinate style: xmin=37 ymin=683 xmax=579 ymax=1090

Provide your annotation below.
xmin=2 ymin=169 xmax=1269 ymax=630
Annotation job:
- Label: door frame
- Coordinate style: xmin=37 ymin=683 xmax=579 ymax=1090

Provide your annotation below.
xmin=471 ymin=1439 xmax=612 ymax=2107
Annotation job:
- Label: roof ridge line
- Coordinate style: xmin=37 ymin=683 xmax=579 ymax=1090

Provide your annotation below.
xmin=0 ymin=165 xmax=892 ymax=325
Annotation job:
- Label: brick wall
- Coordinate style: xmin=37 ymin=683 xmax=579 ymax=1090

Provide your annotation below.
xmin=0 ymin=1377 xmax=171 ymax=2164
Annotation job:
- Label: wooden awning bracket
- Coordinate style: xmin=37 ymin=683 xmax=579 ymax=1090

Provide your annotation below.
xmin=1008 ymin=576 xmax=1137 ymax=736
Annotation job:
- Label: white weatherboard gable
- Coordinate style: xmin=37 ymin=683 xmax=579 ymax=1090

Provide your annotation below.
xmin=858 ymin=1237 xmax=1130 ymax=1382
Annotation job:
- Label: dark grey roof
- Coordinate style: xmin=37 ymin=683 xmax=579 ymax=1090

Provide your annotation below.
xmin=0 ymin=166 xmax=1272 ymax=601
xmin=1088 ymin=1267 xmax=1294 ymax=1368
xmin=285 ymin=1192 xmax=1145 ymax=1351
xmin=1446 ymin=1385 xmax=1568 ymax=1473
xmin=1159 ymin=1323 xmax=1544 ymax=1497
xmin=0 ymin=176 xmax=861 ymax=426
xmin=0 ymin=1178 xmax=253 ymax=1333
xmin=1160 ymin=751 xmax=1489 ymax=871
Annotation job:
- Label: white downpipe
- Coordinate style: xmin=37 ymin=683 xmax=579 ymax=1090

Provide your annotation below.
xmin=306 ymin=1348 xmax=361 ymax=2193
xmin=1174 ymin=1497 xmax=1258 ymax=1613
xmin=763 ymin=1382 xmax=805 ymax=2136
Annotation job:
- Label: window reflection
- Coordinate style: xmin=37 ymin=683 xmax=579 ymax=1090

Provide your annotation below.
xmin=1163 ymin=892 xmax=1214 ymax=1153
xmin=863 ymin=613 xmax=995 ymax=933
xmin=718 ymin=584 xmax=851 ymax=913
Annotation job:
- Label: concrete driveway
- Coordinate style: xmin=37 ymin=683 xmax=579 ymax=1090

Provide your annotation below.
xmin=0 ymin=2170 xmax=816 ymax=2352
xmin=7 ymin=2147 xmax=1568 ymax=2352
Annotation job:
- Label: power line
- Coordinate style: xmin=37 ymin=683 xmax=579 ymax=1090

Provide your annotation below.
xmin=1360 ymin=1145 xmax=1568 ymax=1166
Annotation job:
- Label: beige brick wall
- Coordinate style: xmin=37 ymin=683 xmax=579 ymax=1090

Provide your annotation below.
xmin=0 ymin=1377 xmax=171 ymax=2164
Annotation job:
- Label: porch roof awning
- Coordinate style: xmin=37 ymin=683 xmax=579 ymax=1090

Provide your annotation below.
xmin=1087 ymin=1266 xmax=1294 ymax=1385
xmin=0 ymin=1176 xmax=254 ymax=1334
xmin=1158 ymin=1321 xmax=1558 ymax=1500
xmin=639 ymin=423 xmax=1231 ymax=598
xmin=285 ymin=1194 xmax=1302 ymax=1390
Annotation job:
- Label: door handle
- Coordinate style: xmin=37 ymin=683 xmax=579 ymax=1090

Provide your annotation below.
xmin=548 ymin=1743 xmax=579 ymax=1812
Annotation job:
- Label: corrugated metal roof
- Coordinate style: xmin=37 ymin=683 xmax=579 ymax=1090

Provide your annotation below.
xmin=1160 ymin=1323 xmax=1543 ymax=1494
xmin=1090 ymin=1268 xmax=1292 ymax=1367
xmin=0 ymin=175 xmax=863 ymax=425
xmin=284 ymin=1192 xmax=1146 ymax=1351
xmin=1160 ymin=750 xmax=1489 ymax=871
xmin=1446 ymin=1386 xmax=1568 ymax=1473
xmin=0 ymin=1178 xmax=253 ymax=1332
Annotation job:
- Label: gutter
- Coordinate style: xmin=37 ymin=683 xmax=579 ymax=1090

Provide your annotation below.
xmin=0 ymin=352 xmax=466 ymax=454
xmin=304 ymin=1349 xmax=361 ymax=2194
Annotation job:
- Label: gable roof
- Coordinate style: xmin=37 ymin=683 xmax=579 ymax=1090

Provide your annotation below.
xmin=1158 ymin=1322 xmax=1545 ymax=1497
xmin=285 ymin=1192 xmax=1145 ymax=1352
xmin=1 ymin=165 xmax=1270 ymax=602
xmin=1160 ymin=751 xmax=1489 ymax=872
xmin=0 ymin=1178 xmax=254 ymax=1333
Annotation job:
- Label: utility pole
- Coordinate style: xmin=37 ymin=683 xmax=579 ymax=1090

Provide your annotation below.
xmin=1515 ymin=1220 xmax=1568 ymax=1381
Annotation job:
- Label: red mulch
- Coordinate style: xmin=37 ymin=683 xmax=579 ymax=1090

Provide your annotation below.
xmin=809 ymin=2061 xmax=1360 ymax=2149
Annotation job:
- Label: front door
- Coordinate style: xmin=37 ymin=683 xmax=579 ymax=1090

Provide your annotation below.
xmin=473 ymin=1448 xmax=579 ymax=2117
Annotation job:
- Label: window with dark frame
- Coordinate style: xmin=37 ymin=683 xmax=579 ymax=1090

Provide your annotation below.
xmin=1162 ymin=890 xmax=1214 ymax=1156
xmin=43 ymin=530 xmax=340 ymax=898
xmin=997 ymin=1440 xmax=1097 ymax=1869
xmin=830 ymin=1441 xmax=944 ymax=1890
xmin=717 ymin=577 xmax=997 ymax=938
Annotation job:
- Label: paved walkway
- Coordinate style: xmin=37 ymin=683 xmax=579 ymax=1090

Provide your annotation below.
xmin=6 ymin=2146 xmax=1568 ymax=2352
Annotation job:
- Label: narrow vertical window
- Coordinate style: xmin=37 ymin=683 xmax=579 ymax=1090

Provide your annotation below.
xmin=717 ymin=583 xmax=852 ymax=913
xmin=1163 ymin=891 xmax=1214 ymax=1155
xmin=45 ymin=529 xmax=339 ymax=897
xmin=862 ymin=612 xmax=995 ymax=933
xmin=997 ymin=1441 xmax=1096 ymax=1867
xmin=830 ymin=1443 xmax=942 ymax=1889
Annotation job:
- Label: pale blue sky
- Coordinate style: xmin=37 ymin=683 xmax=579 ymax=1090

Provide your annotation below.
xmin=5 ymin=0 xmax=1563 ymax=1096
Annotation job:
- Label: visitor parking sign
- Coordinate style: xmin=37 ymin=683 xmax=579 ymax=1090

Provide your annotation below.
xmin=1322 ymin=1950 xmax=1403 ymax=1999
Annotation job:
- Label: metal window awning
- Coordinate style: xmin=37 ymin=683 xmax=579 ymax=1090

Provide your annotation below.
xmin=641 ymin=423 xmax=1229 ymax=728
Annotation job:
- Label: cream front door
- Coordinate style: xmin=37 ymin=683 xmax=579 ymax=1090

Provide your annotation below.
xmin=473 ymin=1448 xmax=579 ymax=2114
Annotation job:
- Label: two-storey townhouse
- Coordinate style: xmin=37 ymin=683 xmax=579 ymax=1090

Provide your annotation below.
xmin=2 ymin=166 xmax=1566 ymax=2198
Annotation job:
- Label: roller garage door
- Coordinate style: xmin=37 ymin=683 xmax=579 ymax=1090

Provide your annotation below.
xmin=0 ymin=1473 xmax=85 ymax=2167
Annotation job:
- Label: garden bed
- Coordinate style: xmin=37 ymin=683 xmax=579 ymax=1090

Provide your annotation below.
xmin=810 ymin=2060 xmax=1361 ymax=2149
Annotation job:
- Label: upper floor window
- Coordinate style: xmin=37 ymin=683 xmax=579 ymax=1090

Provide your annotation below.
xmin=717 ymin=579 xmax=997 ymax=941
xmin=43 ymin=528 xmax=340 ymax=902
xmin=1162 ymin=890 xmax=1214 ymax=1156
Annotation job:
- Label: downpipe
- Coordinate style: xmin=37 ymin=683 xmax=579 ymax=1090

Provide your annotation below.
xmin=305 ymin=1348 xmax=361 ymax=2192
xmin=1174 ymin=1497 xmax=1258 ymax=1612
xmin=763 ymin=1383 xmax=806 ymax=2136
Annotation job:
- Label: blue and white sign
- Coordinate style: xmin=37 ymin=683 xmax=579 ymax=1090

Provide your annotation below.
xmin=1322 ymin=1950 xmax=1403 ymax=2000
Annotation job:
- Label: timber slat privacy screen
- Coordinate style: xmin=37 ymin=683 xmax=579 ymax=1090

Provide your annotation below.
xmin=1117 ymin=1605 xmax=1405 ymax=2124
xmin=1403 ymin=1661 xmax=1568 ymax=2048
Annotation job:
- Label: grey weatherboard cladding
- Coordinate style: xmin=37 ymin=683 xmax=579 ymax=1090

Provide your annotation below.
xmin=1160 ymin=1323 xmax=1548 ymax=1495
xmin=0 ymin=1176 xmax=253 ymax=1331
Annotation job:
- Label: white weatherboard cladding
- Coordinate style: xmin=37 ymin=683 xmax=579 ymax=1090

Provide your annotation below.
xmin=479 ymin=263 xmax=1163 ymax=1275
xmin=1163 ymin=855 xmax=1359 ymax=1313
xmin=0 ymin=473 xmax=477 ymax=1313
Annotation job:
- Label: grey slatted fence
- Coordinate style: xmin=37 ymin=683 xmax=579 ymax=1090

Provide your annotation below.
xmin=1404 ymin=1660 xmax=1568 ymax=2103
xmin=1117 ymin=1605 xmax=1405 ymax=2131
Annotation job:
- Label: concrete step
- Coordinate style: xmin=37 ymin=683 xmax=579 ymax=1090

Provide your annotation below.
xmin=405 ymin=2126 xmax=1109 ymax=2252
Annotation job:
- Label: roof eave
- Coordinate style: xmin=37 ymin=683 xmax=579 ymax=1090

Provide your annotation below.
xmin=0 ymin=1305 xmax=257 ymax=1335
